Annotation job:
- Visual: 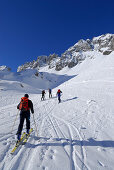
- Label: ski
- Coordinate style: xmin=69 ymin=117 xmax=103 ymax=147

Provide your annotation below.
xmin=10 ymin=132 xmax=26 ymax=154
xmin=22 ymin=128 xmax=33 ymax=145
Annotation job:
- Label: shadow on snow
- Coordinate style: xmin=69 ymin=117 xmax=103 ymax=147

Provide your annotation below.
xmin=62 ymin=97 xmax=78 ymax=103
xmin=25 ymin=136 xmax=114 ymax=148
xmin=41 ymin=72 xmax=77 ymax=89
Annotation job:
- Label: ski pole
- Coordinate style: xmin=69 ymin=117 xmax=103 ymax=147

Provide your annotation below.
xmin=11 ymin=110 xmax=19 ymax=133
xmin=33 ymin=114 xmax=38 ymax=137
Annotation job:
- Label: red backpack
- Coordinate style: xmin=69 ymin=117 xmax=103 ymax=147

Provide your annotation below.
xmin=58 ymin=89 xmax=60 ymax=93
xmin=19 ymin=97 xmax=29 ymax=111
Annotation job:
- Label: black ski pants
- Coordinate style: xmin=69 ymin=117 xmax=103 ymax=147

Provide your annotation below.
xmin=58 ymin=96 xmax=61 ymax=103
xmin=49 ymin=93 xmax=52 ymax=98
xmin=41 ymin=95 xmax=45 ymax=100
xmin=17 ymin=111 xmax=30 ymax=135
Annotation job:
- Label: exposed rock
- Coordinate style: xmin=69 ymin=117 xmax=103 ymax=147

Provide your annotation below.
xmin=34 ymin=71 xmax=39 ymax=77
xmin=55 ymin=62 xmax=63 ymax=71
xmin=0 ymin=65 xmax=11 ymax=71
xmin=17 ymin=53 xmax=60 ymax=72
xmin=68 ymin=61 xmax=77 ymax=68
xmin=103 ymin=50 xmax=112 ymax=55
xmin=17 ymin=33 xmax=114 ymax=72
xmin=20 ymin=83 xmax=24 ymax=88
xmin=92 ymin=33 xmax=114 ymax=51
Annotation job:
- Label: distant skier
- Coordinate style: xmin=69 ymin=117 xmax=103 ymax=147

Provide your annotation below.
xmin=41 ymin=90 xmax=46 ymax=100
xmin=48 ymin=88 xmax=52 ymax=98
xmin=57 ymin=89 xmax=62 ymax=103
xmin=16 ymin=94 xmax=34 ymax=142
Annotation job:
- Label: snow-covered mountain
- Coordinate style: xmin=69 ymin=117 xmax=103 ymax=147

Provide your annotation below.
xmin=17 ymin=53 xmax=60 ymax=72
xmin=0 ymin=34 xmax=114 ymax=170
xmin=17 ymin=33 xmax=114 ymax=72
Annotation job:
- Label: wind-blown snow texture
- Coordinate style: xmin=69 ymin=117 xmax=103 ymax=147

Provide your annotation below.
xmin=0 ymin=37 xmax=114 ymax=169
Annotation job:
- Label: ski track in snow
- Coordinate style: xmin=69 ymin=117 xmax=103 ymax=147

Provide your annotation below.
xmin=1 ymin=65 xmax=114 ymax=169
xmin=0 ymin=92 xmax=113 ymax=170
xmin=26 ymin=98 xmax=91 ymax=170
xmin=0 ymin=96 xmax=92 ymax=170
xmin=50 ymin=110 xmax=90 ymax=170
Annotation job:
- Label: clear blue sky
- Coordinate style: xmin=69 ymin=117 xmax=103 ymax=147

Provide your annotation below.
xmin=0 ymin=0 xmax=114 ymax=71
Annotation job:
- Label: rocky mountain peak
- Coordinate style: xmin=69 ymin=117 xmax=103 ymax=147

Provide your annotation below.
xmin=17 ymin=33 xmax=114 ymax=72
xmin=0 ymin=65 xmax=11 ymax=72
xmin=92 ymin=33 xmax=114 ymax=51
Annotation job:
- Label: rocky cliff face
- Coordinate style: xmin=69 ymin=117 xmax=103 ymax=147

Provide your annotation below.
xmin=17 ymin=54 xmax=60 ymax=72
xmin=92 ymin=34 xmax=114 ymax=51
xmin=17 ymin=33 xmax=114 ymax=72
xmin=0 ymin=66 xmax=11 ymax=72
xmin=55 ymin=33 xmax=114 ymax=70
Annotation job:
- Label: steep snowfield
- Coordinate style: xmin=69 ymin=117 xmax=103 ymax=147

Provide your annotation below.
xmin=0 ymin=52 xmax=114 ymax=170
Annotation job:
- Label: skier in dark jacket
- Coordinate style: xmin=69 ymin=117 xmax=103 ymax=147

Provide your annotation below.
xmin=48 ymin=88 xmax=52 ymax=98
xmin=41 ymin=90 xmax=46 ymax=100
xmin=16 ymin=94 xmax=34 ymax=141
xmin=57 ymin=89 xmax=62 ymax=103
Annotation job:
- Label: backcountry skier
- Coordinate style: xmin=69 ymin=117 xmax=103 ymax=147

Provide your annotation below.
xmin=57 ymin=89 xmax=62 ymax=103
xmin=41 ymin=90 xmax=46 ymax=100
xmin=48 ymin=88 xmax=52 ymax=98
xmin=16 ymin=94 xmax=34 ymax=142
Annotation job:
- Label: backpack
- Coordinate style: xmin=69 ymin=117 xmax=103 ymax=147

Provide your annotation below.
xmin=58 ymin=89 xmax=60 ymax=93
xmin=19 ymin=97 xmax=29 ymax=111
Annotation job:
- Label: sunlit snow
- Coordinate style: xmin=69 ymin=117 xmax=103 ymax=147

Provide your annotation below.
xmin=0 ymin=52 xmax=114 ymax=170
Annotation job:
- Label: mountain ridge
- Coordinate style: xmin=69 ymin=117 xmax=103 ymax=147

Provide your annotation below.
xmin=0 ymin=33 xmax=113 ymax=73
xmin=16 ymin=33 xmax=114 ymax=72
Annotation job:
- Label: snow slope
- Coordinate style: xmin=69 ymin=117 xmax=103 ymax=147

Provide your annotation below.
xmin=0 ymin=52 xmax=114 ymax=170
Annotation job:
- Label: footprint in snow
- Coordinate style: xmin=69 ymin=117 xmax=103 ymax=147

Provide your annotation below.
xmin=3 ymin=142 xmax=7 ymax=145
xmin=48 ymin=155 xmax=53 ymax=160
xmin=50 ymin=149 xmax=54 ymax=153
xmin=50 ymin=149 xmax=57 ymax=154
xmin=42 ymin=166 xmax=48 ymax=170
xmin=97 ymin=147 xmax=106 ymax=152
xmin=81 ymin=126 xmax=86 ymax=129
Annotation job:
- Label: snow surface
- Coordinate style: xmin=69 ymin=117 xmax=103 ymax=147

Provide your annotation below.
xmin=0 ymin=52 xmax=114 ymax=170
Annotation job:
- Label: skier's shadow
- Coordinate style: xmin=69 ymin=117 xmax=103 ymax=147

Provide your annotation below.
xmin=25 ymin=136 xmax=114 ymax=148
xmin=62 ymin=97 xmax=78 ymax=103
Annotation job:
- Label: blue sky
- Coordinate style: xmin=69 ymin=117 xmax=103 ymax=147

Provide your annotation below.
xmin=0 ymin=0 xmax=114 ymax=71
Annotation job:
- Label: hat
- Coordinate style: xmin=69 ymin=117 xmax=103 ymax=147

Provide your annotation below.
xmin=24 ymin=94 xmax=29 ymax=98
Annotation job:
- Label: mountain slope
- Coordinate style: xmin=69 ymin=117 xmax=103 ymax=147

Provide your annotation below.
xmin=0 ymin=51 xmax=114 ymax=169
